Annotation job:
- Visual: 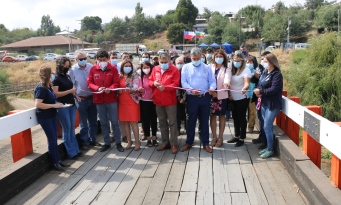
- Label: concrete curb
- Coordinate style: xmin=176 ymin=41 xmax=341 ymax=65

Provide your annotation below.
xmin=274 ymin=125 xmax=341 ymax=205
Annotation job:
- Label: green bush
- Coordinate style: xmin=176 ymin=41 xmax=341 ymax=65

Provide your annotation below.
xmin=292 ymin=50 xmax=307 ymax=64
xmin=285 ymin=32 xmax=341 ymax=121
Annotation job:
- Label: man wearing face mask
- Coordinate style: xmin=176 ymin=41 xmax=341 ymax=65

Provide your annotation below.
xmin=110 ymin=52 xmax=120 ymax=73
xmin=182 ymin=50 xmax=192 ymax=64
xmin=240 ymin=43 xmax=258 ymax=69
xmin=87 ymin=50 xmax=124 ymax=153
xmin=69 ymin=51 xmax=100 ymax=150
xmin=180 ymin=47 xmax=216 ymax=153
xmin=149 ymin=52 xmax=180 ymax=154
xmin=206 ymin=48 xmax=213 ymax=64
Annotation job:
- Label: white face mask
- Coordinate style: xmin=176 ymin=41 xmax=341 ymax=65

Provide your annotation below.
xmin=263 ymin=62 xmax=269 ymax=70
xmin=136 ymin=69 xmax=142 ymax=76
xmin=143 ymin=68 xmax=150 ymax=75
xmin=99 ymin=62 xmax=108 ymax=70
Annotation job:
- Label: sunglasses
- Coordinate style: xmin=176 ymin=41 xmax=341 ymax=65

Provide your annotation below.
xmin=79 ymin=58 xmax=87 ymax=61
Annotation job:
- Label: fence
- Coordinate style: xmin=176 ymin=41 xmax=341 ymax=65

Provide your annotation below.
xmin=0 ymin=82 xmax=39 ymax=95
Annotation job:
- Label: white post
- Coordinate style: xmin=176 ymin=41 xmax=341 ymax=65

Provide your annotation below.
xmin=67 ymin=26 xmax=71 ymax=52
xmin=287 ymin=17 xmax=290 ymax=52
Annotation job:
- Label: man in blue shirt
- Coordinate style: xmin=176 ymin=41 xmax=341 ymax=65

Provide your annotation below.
xmin=69 ymin=51 xmax=100 ymax=150
xmin=180 ymin=48 xmax=216 ymax=153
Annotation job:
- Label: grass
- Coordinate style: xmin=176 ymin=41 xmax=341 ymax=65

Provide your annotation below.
xmin=142 ymin=31 xmax=171 ymax=51
xmin=0 ymin=97 xmax=14 ymax=117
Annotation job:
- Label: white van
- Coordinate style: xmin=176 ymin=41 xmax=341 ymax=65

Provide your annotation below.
xmin=295 ymin=43 xmax=311 ymax=49
xmin=16 ymin=55 xmax=28 ymax=61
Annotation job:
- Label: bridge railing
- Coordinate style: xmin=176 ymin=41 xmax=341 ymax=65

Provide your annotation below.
xmin=0 ymin=81 xmax=39 ymax=95
xmin=276 ymin=93 xmax=341 ymax=189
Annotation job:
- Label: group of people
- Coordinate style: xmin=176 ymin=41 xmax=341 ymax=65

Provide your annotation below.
xmin=34 ymin=44 xmax=283 ymax=171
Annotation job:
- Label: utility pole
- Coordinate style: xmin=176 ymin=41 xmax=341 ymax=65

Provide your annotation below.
xmin=66 ymin=26 xmax=71 ymax=52
xmin=76 ymin=20 xmax=84 ymax=50
xmin=287 ymin=17 xmax=291 ymax=52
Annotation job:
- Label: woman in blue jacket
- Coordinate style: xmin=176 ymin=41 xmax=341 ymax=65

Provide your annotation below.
xmin=253 ymin=53 xmax=283 ymax=159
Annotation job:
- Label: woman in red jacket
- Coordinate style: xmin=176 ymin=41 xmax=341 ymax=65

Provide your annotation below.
xmin=149 ymin=52 xmax=180 ymax=154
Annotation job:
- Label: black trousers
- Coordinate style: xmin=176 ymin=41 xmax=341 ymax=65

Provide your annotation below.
xmin=140 ymin=100 xmax=157 ymax=137
xmin=231 ymin=98 xmax=249 ymax=139
xmin=177 ymin=100 xmax=187 ymax=131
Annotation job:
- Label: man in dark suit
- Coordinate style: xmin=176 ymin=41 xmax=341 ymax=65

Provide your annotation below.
xmin=240 ymin=43 xmax=258 ymax=69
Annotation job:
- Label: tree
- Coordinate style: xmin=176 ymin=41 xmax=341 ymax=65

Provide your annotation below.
xmin=81 ymin=16 xmax=102 ymax=31
xmin=38 ymin=15 xmax=57 ymax=36
xmin=202 ymin=7 xmax=213 ymax=19
xmin=94 ymin=31 xmax=103 ymax=45
xmin=222 ymin=22 xmax=245 ymax=52
xmin=167 ymin=23 xmax=191 ymax=44
xmin=130 ymin=3 xmax=146 ymax=35
xmin=206 ymin=12 xmax=226 ymax=44
xmin=237 ymin=5 xmax=265 ymax=30
xmin=261 ymin=13 xmax=286 ymax=42
xmin=305 ymin=0 xmax=325 ymax=10
xmin=161 ymin=10 xmax=176 ymax=30
xmin=315 ymin=4 xmax=341 ymax=31
xmin=105 ymin=17 xmax=128 ymax=39
xmin=273 ymin=1 xmax=287 ymax=14
xmin=175 ymin=0 xmax=199 ymax=26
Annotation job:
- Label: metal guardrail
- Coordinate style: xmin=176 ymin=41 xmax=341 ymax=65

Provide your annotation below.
xmin=0 ymin=81 xmax=39 ymax=95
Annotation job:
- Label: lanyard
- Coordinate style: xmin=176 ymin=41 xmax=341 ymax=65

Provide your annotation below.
xmin=47 ymin=87 xmax=56 ymax=103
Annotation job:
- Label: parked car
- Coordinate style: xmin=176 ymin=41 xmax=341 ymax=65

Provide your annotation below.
xmin=111 ymin=51 xmax=122 ymax=59
xmin=265 ymin=46 xmax=276 ymax=51
xmin=66 ymin=52 xmax=76 ymax=60
xmin=295 ymin=43 xmax=311 ymax=49
xmin=2 ymin=56 xmax=20 ymax=62
xmin=158 ymin=49 xmax=168 ymax=55
xmin=44 ymin=53 xmax=59 ymax=61
xmin=16 ymin=55 xmax=28 ymax=61
xmin=86 ymin=52 xmax=96 ymax=59
xmin=26 ymin=55 xmax=39 ymax=61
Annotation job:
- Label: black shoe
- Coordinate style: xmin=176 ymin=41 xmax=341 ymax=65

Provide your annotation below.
xmin=258 ymin=142 xmax=267 ymax=149
xmin=235 ymin=139 xmax=244 ymax=147
xmin=252 ymin=138 xmax=261 ymax=144
xmin=81 ymin=145 xmax=89 ymax=150
xmin=100 ymin=144 xmax=111 ymax=152
xmin=90 ymin=141 xmax=101 ymax=146
xmin=116 ymin=143 xmax=124 ymax=152
xmin=77 ymin=152 xmax=84 ymax=157
xmin=227 ymin=137 xmax=239 ymax=143
xmin=59 ymin=161 xmax=70 ymax=167
xmin=53 ymin=163 xmax=65 ymax=171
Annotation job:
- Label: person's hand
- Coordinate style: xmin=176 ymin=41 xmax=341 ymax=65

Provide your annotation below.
xmin=254 ymin=72 xmax=260 ymax=78
xmin=104 ymin=88 xmax=111 ymax=94
xmin=75 ymin=96 xmax=82 ymax=102
xmin=139 ymin=87 xmax=145 ymax=93
xmin=158 ymin=85 xmax=165 ymax=92
xmin=241 ymin=89 xmax=246 ymax=95
xmin=253 ymin=88 xmax=261 ymax=95
xmin=191 ymin=89 xmax=200 ymax=95
xmin=53 ymin=103 xmax=64 ymax=108
xmin=180 ymin=98 xmax=185 ymax=104
xmin=69 ymin=88 xmax=76 ymax=95
xmin=98 ymin=87 xmax=105 ymax=92
xmin=223 ymin=84 xmax=230 ymax=92
xmin=154 ymin=79 xmax=161 ymax=87
xmin=117 ymin=90 xmax=122 ymax=94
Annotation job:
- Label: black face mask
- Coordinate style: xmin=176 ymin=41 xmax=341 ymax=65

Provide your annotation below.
xmin=184 ymin=57 xmax=192 ymax=64
xmin=153 ymin=62 xmax=159 ymax=66
xmin=63 ymin=67 xmax=69 ymax=75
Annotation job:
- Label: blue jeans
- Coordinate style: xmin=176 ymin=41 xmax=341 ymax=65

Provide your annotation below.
xmin=75 ymin=98 xmax=98 ymax=145
xmin=37 ymin=116 xmax=60 ymax=164
xmin=96 ymin=102 xmax=121 ymax=145
xmin=261 ymin=105 xmax=280 ymax=151
xmin=186 ymin=94 xmax=211 ymax=146
xmin=257 ymin=107 xmax=266 ymax=143
xmin=57 ymin=105 xmax=80 ymax=158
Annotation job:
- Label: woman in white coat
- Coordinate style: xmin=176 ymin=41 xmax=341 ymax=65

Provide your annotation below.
xmin=209 ymin=49 xmax=232 ymax=147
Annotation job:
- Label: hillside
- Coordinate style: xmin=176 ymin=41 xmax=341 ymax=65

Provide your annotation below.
xmin=142 ymin=31 xmax=171 ymax=51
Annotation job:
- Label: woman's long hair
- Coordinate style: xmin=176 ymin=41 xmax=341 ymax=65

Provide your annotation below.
xmin=140 ymin=61 xmax=154 ymax=85
xmin=55 ymin=56 xmax=71 ymax=75
xmin=39 ymin=65 xmax=52 ymax=88
xmin=265 ymin=53 xmax=280 ymax=70
xmin=231 ymin=51 xmax=246 ymax=76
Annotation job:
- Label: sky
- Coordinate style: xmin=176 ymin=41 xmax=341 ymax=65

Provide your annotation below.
xmin=0 ymin=0 xmax=306 ymax=31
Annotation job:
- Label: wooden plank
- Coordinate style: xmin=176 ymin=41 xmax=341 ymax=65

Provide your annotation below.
xmin=160 ymin=192 xmax=179 ymax=205
xmin=177 ymin=192 xmax=196 ymax=205
xmin=196 ymin=148 xmax=213 ymax=205
xmin=231 ymin=193 xmax=250 ymax=205
xmin=223 ymin=148 xmax=245 ymax=193
xmin=173 ymin=135 xmax=188 ymax=164
xmin=213 ymin=148 xmax=229 ymax=193
xmin=140 ymin=147 xmax=164 ymax=178
xmin=165 ymin=163 xmax=186 ymax=192
xmin=125 ymin=178 xmax=152 ymax=205
xmin=214 ymin=193 xmax=232 ymax=205
xmin=142 ymin=152 xmax=175 ymax=205
xmin=180 ymin=144 xmax=200 ymax=192
xmin=106 ymin=146 xmax=155 ymax=204
xmin=240 ymin=164 xmax=268 ymax=205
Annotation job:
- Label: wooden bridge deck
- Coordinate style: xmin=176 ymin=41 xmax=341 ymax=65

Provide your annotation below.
xmin=5 ymin=121 xmax=307 ymax=205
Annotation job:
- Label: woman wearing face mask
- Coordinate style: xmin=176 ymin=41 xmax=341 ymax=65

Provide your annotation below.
xmin=138 ymin=62 xmax=158 ymax=147
xmin=227 ymin=51 xmax=251 ymax=147
xmin=117 ymin=60 xmax=141 ymax=150
xmin=35 ymin=65 xmax=69 ymax=171
xmin=201 ymin=53 xmax=207 ymax=65
xmin=253 ymin=53 xmax=283 ymax=159
xmin=52 ymin=56 xmax=81 ymax=159
xmin=175 ymin=57 xmax=187 ymax=135
xmin=245 ymin=56 xmax=257 ymax=134
xmin=210 ymin=49 xmax=231 ymax=147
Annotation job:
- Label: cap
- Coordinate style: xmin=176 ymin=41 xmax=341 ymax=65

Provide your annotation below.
xmin=152 ymin=56 xmax=158 ymax=60
xmin=170 ymin=55 xmax=179 ymax=60
xmin=182 ymin=50 xmax=190 ymax=54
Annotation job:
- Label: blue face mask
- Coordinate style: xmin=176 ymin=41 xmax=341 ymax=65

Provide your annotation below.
xmin=192 ymin=60 xmax=201 ymax=67
xmin=123 ymin=67 xmax=132 ymax=74
xmin=160 ymin=63 xmax=169 ymax=70
xmin=78 ymin=59 xmax=87 ymax=66
xmin=234 ymin=61 xmax=242 ymax=68
xmin=142 ymin=58 xmax=149 ymax=62
xmin=50 ymin=73 xmax=55 ymax=82
xmin=111 ymin=59 xmax=118 ymax=65
xmin=176 ymin=64 xmax=183 ymax=70
xmin=207 ymin=53 xmax=212 ymax=58
xmin=246 ymin=63 xmax=254 ymax=69
xmin=201 ymin=58 xmax=206 ymax=63
xmin=215 ymin=57 xmax=224 ymax=65
xmin=241 ymin=50 xmax=247 ymax=55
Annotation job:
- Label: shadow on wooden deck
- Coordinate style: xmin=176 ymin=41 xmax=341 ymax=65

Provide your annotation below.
xmin=5 ymin=121 xmax=307 ymax=205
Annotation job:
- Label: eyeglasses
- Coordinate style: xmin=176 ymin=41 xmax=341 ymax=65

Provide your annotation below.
xmin=78 ymin=58 xmax=87 ymax=61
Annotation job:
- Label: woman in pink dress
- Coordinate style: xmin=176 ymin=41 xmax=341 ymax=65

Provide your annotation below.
xmin=118 ymin=60 xmax=141 ymax=150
